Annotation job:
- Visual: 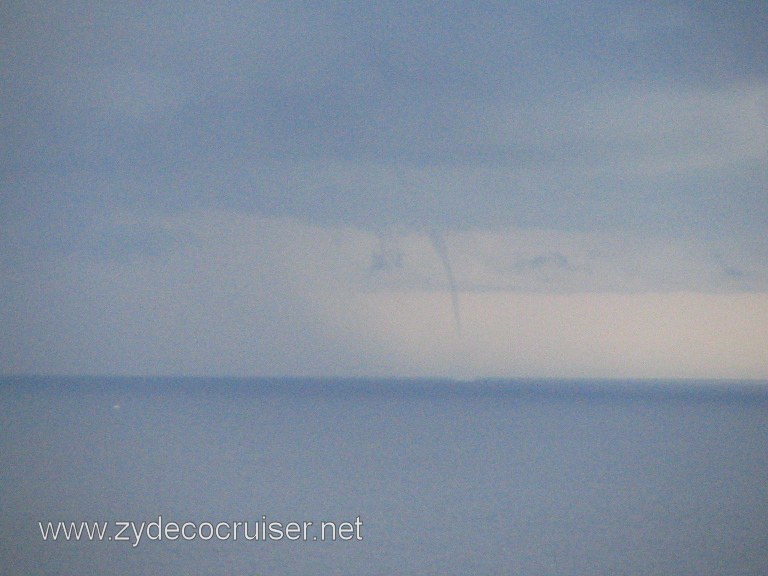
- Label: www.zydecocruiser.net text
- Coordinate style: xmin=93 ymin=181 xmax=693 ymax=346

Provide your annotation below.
xmin=38 ymin=516 xmax=364 ymax=547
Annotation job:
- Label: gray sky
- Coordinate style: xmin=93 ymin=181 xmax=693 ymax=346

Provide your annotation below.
xmin=2 ymin=1 xmax=767 ymax=378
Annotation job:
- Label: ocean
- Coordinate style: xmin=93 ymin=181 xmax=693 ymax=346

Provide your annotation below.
xmin=1 ymin=377 xmax=767 ymax=575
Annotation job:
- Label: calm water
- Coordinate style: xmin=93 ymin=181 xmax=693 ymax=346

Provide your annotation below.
xmin=1 ymin=377 xmax=767 ymax=575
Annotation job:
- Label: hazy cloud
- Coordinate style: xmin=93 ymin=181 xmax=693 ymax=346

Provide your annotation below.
xmin=3 ymin=212 xmax=766 ymax=378
xmin=2 ymin=2 xmax=766 ymax=377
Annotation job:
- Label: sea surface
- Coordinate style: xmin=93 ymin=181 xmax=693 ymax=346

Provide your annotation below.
xmin=1 ymin=377 xmax=767 ymax=575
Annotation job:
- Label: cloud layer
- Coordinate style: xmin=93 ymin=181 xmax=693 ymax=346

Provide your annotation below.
xmin=2 ymin=212 xmax=767 ymax=378
xmin=2 ymin=2 xmax=767 ymax=377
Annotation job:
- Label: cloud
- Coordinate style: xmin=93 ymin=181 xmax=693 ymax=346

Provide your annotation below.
xmin=364 ymin=227 xmax=768 ymax=294
xmin=351 ymin=291 xmax=768 ymax=379
xmin=13 ymin=78 xmax=768 ymax=247
xmin=2 ymin=210 xmax=767 ymax=377
xmin=3 ymin=3 xmax=766 ymax=236
xmin=489 ymin=83 xmax=768 ymax=175
xmin=512 ymin=252 xmax=572 ymax=273
xmin=607 ymin=4 xmax=695 ymax=42
xmin=2 ymin=3 xmax=767 ymax=377
xmin=369 ymin=234 xmax=404 ymax=273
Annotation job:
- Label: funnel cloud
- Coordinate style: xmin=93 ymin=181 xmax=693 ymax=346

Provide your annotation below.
xmin=428 ymin=230 xmax=462 ymax=338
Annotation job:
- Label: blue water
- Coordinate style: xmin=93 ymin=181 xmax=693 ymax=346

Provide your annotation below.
xmin=1 ymin=377 xmax=767 ymax=575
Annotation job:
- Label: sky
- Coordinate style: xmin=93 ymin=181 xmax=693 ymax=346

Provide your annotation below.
xmin=1 ymin=1 xmax=767 ymax=379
